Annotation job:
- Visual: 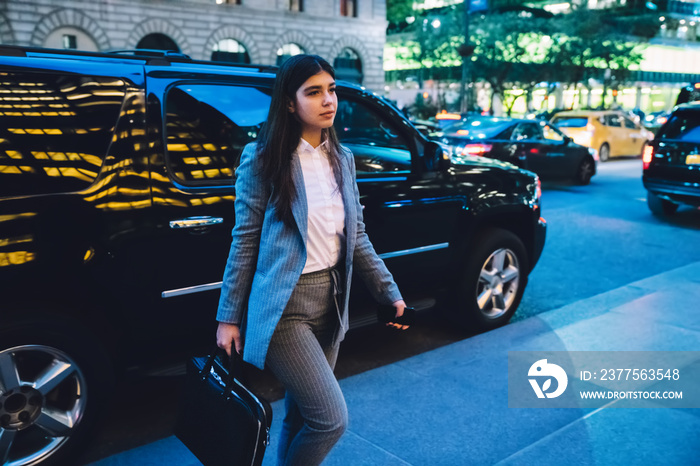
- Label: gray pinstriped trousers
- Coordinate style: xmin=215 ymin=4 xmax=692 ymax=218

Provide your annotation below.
xmin=265 ymin=265 xmax=348 ymax=466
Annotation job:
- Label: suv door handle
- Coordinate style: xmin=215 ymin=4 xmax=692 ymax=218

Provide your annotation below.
xmin=169 ymin=216 xmax=224 ymax=229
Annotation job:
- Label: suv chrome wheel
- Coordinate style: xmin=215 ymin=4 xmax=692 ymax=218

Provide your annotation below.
xmin=455 ymin=228 xmax=529 ymax=331
xmin=476 ymin=248 xmax=520 ymax=319
xmin=0 ymin=345 xmax=87 ymax=466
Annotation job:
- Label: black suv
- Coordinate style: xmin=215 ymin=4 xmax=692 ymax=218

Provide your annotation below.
xmin=643 ymin=102 xmax=700 ymax=216
xmin=0 ymin=46 xmax=546 ymax=465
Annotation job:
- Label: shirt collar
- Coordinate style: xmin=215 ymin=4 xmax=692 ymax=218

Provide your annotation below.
xmin=297 ymin=137 xmax=328 ymax=155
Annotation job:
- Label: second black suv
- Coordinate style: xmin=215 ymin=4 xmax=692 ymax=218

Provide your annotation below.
xmin=0 ymin=46 xmax=546 ymax=465
xmin=643 ymin=102 xmax=700 ymax=216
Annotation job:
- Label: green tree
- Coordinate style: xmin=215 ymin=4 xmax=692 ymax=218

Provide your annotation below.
xmin=553 ymin=8 xmax=647 ymax=108
xmin=469 ymin=11 xmax=554 ymax=115
xmin=387 ymin=0 xmax=416 ymax=27
xmin=393 ymin=5 xmax=463 ymax=86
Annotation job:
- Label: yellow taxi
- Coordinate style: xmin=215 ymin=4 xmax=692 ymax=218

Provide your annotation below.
xmin=550 ymin=110 xmax=653 ymax=161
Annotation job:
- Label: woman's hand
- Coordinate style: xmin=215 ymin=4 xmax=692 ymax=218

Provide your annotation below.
xmin=386 ymin=299 xmax=409 ymax=330
xmin=216 ymin=322 xmax=242 ymax=356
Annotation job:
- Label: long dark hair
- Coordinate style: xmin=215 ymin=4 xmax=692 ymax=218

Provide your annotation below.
xmin=256 ymin=54 xmax=344 ymax=229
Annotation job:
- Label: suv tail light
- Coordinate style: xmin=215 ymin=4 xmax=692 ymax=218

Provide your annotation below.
xmin=642 ymin=144 xmax=654 ymax=170
xmin=461 ymin=143 xmax=493 ymax=156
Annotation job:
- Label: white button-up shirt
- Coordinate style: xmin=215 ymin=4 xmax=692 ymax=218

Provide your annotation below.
xmin=297 ymin=138 xmax=346 ymax=274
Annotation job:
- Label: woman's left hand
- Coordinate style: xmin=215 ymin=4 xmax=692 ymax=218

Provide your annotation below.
xmin=386 ymin=299 xmax=409 ymax=330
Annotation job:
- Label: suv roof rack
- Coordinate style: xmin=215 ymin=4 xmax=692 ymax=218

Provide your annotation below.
xmin=0 ymin=44 xmax=279 ymax=74
xmin=106 ymin=49 xmax=192 ymax=59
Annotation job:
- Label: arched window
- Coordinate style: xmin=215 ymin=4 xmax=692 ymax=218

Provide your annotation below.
xmin=43 ymin=27 xmax=99 ymax=52
xmin=276 ymin=43 xmax=305 ymax=66
xmin=212 ymin=39 xmax=251 ymax=64
xmin=137 ymin=33 xmax=179 ymax=52
xmin=334 ymin=48 xmax=363 ymax=84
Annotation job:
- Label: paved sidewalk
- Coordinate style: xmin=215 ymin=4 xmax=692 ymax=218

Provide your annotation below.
xmin=90 ymin=261 xmax=700 ymax=466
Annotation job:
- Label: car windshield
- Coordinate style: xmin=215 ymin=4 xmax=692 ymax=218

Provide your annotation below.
xmin=442 ymin=119 xmax=511 ymax=138
xmin=551 ymin=116 xmax=588 ymax=128
xmin=656 ymin=110 xmax=700 ymax=142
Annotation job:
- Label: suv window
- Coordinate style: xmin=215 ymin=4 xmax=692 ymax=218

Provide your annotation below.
xmin=656 ymin=110 xmax=700 ymax=142
xmin=164 ymin=84 xmax=271 ymax=186
xmin=511 ymin=123 xmax=542 ymax=141
xmin=334 ymin=96 xmax=411 ymax=174
xmin=541 ymin=123 xmax=566 ymax=142
xmin=604 ymin=114 xmax=622 ymax=127
xmin=0 ymin=72 xmax=125 ymax=198
xmin=551 ymin=116 xmax=587 ymax=128
xmin=622 ymin=116 xmax=639 ymax=129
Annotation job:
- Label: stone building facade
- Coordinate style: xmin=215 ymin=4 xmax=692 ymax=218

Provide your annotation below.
xmin=0 ymin=0 xmax=387 ymax=91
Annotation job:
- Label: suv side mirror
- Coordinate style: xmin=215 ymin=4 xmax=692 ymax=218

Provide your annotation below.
xmin=563 ymin=135 xmax=572 ymax=145
xmin=424 ymin=140 xmax=451 ymax=171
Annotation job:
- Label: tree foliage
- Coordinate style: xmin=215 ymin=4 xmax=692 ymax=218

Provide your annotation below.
xmin=392 ymin=4 xmax=463 ymax=84
xmin=470 ymin=11 xmax=557 ymax=113
xmin=386 ymin=3 xmax=654 ymax=110
xmin=387 ymin=0 xmax=417 ymax=27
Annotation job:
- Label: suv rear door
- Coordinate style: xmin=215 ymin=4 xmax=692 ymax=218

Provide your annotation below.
xmin=142 ymin=67 xmax=273 ymax=349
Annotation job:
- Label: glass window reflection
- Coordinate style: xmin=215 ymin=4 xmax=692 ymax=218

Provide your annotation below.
xmin=0 ymin=72 xmax=125 ymax=197
xmin=164 ymin=84 xmax=271 ymax=186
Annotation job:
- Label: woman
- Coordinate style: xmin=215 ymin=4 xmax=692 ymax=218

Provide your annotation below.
xmin=216 ymin=54 xmax=406 ymax=466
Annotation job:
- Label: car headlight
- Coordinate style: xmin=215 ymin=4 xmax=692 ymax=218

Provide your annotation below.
xmin=587 ymin=147 xmax=599 ymax=161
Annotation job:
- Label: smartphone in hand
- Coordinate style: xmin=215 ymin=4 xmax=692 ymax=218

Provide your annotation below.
xmin=377 ymin=305 xmax=416 ymax=326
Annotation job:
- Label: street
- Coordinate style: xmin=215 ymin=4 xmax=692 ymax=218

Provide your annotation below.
xmin=518 ymin=157 xmax=700 ymax=321
xmin=77 ymin=158 xmax=700 ymax=465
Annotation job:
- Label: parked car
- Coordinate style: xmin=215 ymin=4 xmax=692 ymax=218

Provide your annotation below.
xmin=0 ymin=45 xmax=546 ymax=465
xmin=433 ymin=117 xmax=598 ymax=185
xmin=675 ymin=82 xmax=700 ymax=106
xmin=643 ymin=110 xmax=670 ymax=133
xmin=550 ymin=110 xmax=653 ymax=161
xmin=642 ymin=102 xmax=700 ymax=216
xmin=524 ymin=107 xmax=568 ymax=121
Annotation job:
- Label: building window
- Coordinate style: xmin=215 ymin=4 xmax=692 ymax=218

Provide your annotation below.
xmin=290 ymin=0 xmax=303 ymax=12
xmin=212 ymin=39 xmax=251 ymax=64
xmin=276 ymin=43 xmax=305 ymax=66
xmin=62 ymin=34 xmax=77 ymax=49
xmin=341 ymin=0 xmax=357 ymax=17
xmin=137 ymin=33 xmax=179 ymax=52
xmin=334 ymin=48 xmax=363 ymax=84
xmin=215 ymin=0 xmax=241 ymax=4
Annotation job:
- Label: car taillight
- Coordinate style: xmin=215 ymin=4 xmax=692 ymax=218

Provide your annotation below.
xmin=461 ymin=143 xmax=493 ymax=156
xmin=536 ymin=177 xmax=542 ymax=200
xmin=642 ymin=144 xmax=654 ymax=170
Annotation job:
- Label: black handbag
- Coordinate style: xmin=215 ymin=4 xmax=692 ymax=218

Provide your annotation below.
xmin=175 ymin=348 xmax=272 ymax=466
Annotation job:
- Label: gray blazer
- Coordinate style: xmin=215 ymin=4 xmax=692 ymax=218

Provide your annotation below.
xmin=217 ymin=142 xmax=402 ymax=370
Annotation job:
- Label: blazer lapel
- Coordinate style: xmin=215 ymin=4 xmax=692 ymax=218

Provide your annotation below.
xmin=290 ymin=153 xmax=308 ymax=245
xmin=340 ymin=153 xmax=357 ymax=259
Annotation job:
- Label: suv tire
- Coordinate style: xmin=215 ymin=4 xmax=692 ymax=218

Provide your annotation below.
xmin=575 ymin=157 xmax=595 ymax=185
xmin=647 ymin=191 xmax=679 ymax=217
xmin=0 ymin=319 xmax=113 ymax=466
xmin=457 ymin=228 xmax=528 ymax=331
